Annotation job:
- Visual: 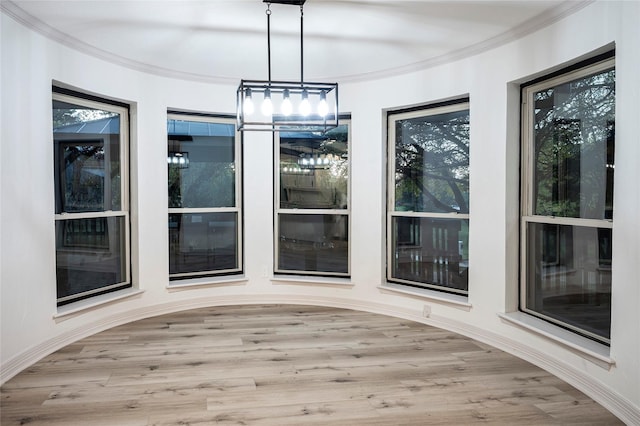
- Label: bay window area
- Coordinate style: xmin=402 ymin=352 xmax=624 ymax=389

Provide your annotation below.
xmin=387 ymin=101 xmax=470 ymax=295
xmin=167 ymin=114 xmax=242 ymax=280
xmin=275 ymin=123 xmax=350 ymax=277
xmin=520 ymin=55 xmax=615 ymax=344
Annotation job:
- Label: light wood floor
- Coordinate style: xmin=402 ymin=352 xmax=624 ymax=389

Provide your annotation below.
xmin=1 ymin=304 xmax=623 ymax=425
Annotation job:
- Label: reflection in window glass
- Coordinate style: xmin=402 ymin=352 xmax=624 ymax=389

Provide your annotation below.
xmin=526 ymin=223 xmax=612 ymax=340
xmin=53 ymin=101 xmax=121 ymax=213
xmin=53 ymin=94 xmax=130 ymax=305
xmin=55 ymin=216 xmax=126 ymax=301
xmin=278 ymin=214 xmax=348 ymax=274
xmin=279 ymin=127 xmax=349 ymax=210
xmin=522 ymin=57 xmax=614 ymax=344
xmin=276 ymin=124 xmax=350 ymax=276
xmin=391 ymin=217 xmax=468 ymax=292
xmin=394 ymin=110 xmax=469 ymax=214
xmin=169 ymin=212 xmax=238 ymax=275
xmin=168 ymin=120 xmax=235 ymax=209
xmin=388 ymin=101 xmax=470 ymax=294
xmin=167 ymin=116 xmax=242 ymax=280
xmin=532 ymin=69 xmax=615 ymax=220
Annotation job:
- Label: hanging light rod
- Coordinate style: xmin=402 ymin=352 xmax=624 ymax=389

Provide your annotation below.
xmin=236 ymin=0 xmax=339 ymax=132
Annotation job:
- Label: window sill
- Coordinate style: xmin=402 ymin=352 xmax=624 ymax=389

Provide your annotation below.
xmin=167 ymin=276 xmax=248 ymax=291
xmin=498 ymin=311 xmax=614 ymax=370
xmin=271 ymin=275 xmax=353 ymax=288
xmin=378 ymin=282 xmax=471 ymax=311
xmin=54 ymin=288 xmax=144 ymax=321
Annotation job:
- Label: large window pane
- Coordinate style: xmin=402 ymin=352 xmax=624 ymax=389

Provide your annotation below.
xmin=278 ymin=214 xmax=348 ymax=274
xmin=532 ymin=69 xmax=615 ymax=220
xmin=275 ymin=122 xmax=350 ymax=277
xmin=526 ymin=222 xmax=611 ymax=340
xmin=53 ymin=92 xmax=130 ymax=306
xmin=391 ymin=217 xmax=468 ymax=293
xmin=394 ymin=109 xmax=469 ymax=214
xmin=388 ymin=101 xmax=470 ymax=294
xmin=169 ymin=212 xmax=238 ymax=275
xmin=521 ymin=56 xmax=614 ymax=344
xmin=168 ymin=120 xmax=235 ymax=209
xmin=167 ymin=116 xmax=241 ymax=280
xmin=53 ymin=101 xmax=121 ymax=213
xmin=279 ymin=127 xmax=348 ymax=210
xmin=55 ymin=216 xmax=126 ymax=301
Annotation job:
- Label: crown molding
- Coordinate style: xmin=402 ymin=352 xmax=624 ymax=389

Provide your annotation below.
xmin=2 ymin=0 xmax=593 ymax=84
xmin=0 ymin=0 xmax=237 ymax=84
xmin=337 ymin=0 xmax=595 ymax=83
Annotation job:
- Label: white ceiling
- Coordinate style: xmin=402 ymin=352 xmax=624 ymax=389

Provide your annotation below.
xmin=5 ymin=0 xmax=587 ymax=83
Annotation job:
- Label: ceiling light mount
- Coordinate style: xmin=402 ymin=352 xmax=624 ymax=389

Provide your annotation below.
xmin=236 ymin=0 xmax=338 ymax=132
xmin=265 ymin=0 xmax=306 ymax=5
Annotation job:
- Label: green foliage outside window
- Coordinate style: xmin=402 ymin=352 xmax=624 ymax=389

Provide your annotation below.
xmin=394 ymin=109 xmax=470 ymax=214
xmin=532 ymin=69 xmax=615 ymax=220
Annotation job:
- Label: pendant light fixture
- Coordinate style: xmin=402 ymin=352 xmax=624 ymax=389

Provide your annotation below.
xmin=236 ymin=0 xmax=339 ymax=132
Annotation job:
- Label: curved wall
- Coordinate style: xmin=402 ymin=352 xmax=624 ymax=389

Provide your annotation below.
xmin=1 ymin=1 xmax=639 ymax=423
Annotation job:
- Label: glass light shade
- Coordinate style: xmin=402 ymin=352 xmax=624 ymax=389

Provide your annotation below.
xmin=318 ymin=91 xmax=329 ymax=117
xmin=261 ymin=97 xmax=273 ymax=116
xmin=243 ymin=97 xmax=254 ymax=116
xmin=281 ymin=89 xmax=292 ymax=116
xmin=299 ymin=89 xmax=311 ymax=116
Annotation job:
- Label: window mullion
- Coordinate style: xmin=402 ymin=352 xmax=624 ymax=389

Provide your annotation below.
xmin=523 ymin=215 xmax=613 ymax=229
xmin=169 ymin=207 xmax=239 ymax=214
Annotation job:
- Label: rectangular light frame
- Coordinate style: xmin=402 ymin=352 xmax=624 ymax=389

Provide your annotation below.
xmin=236 ymin=79 xmax=339 ymax=132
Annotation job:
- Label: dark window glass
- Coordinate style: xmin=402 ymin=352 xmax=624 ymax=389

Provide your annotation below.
xmin=276 ymin=124 xmax=350 ymax=277
xmin=394 ymin=110 xmax=469 ymax=214
xmin=168 ymin=120 xmax=235 ymax=209
xmin=55 ymin=216 xmax=127 ymax=301
xmin=391 ymin=217 xmax=468 ymax=293
xmin=53 ymin=96 xmax=129 ymax=305
xmin=53 ymin=101 xmax=121 ymax=213
xmin=169 ymin=212 xmax=238 ymax=275
xmin=526 ymin=222 xmax=612 ymax=340
xmin=532 ymin=69 xmax=615 ymax=220
xmin=279 ymin=126 xmax=349 ymax=210
xmin=388 ymin=103 xmax=469 ymax=294
xmin=167 ymin=118 xmax=240 ymax=279
xmin=278 ymin=214 xmax=348 ymax=274
xmin=522 ymin=61 xmax=614 ymax=344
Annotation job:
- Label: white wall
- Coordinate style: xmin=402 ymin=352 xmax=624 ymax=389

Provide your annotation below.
xmin=1 ymin=1 xmax=639 ymax=423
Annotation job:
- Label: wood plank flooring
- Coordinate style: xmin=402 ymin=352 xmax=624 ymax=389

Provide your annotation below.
xmin=1 ymin=304 xmax=623 ymax=425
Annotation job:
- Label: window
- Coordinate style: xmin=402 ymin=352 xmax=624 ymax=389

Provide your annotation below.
xmin=53 ymin=89 xmax=131 ymax=305
xmin=521 ymin=55 xmax=615 ymax=344
xmin=275 ymin=122 xmax=350 ymax=276
xmin=167 ymin=113 xmax=242 ymax=279
xmin=387 ymin=100 xmax=470 ymax=295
